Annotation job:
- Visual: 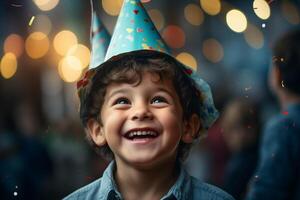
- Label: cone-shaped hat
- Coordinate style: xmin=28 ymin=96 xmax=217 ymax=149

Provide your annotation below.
xmin=78 ymin=0 xmax=218 ymax=130
xmin=89 ymin=0 xmax=111 ymax=69
xmin=104 ymin=0 xmax=170 ymax=61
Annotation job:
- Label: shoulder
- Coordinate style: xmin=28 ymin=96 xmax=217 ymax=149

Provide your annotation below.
xmin=264 ymin=113 xmax=300 ymax=139
xmin=190 ymin=177 xmax=235 ymax=200
xmin=63 ymin=178 xmax=102 ymax=200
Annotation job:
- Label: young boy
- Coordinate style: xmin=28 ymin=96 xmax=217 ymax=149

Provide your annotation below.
xmin=64 ymin=0 xmax=234 ymax=199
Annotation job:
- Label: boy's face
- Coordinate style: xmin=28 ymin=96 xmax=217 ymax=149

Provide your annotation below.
xmin=88 ymin=71 xmax=194 ymax=168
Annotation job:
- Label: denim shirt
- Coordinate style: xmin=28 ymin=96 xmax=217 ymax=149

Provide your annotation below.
xmin=64 ymin=161 xmax=234 ymax=200
xmin=245 ymin=104 xmax=300 ymax=200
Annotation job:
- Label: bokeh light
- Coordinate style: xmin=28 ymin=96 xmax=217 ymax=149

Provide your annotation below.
xmin=4 ymin=34 xmax=24 ymax=58
xmin=199 ymin=0 xmax=221 ymax=16
xmin=29 ymin=15 xmax=52 ymax=35
xmin=281 ymin=1 xmax=300 ymax=25
xmin=202 ymin=38 xmax=224 ymax=63
xmin=244 ymin=24 xmax=264 ymax=49
xmin=25 ymin=32 xmax=49 ymax=59
xmin=162 ymin=25 xmax=185 ymax=49
xmin=53 ymin=30 xmax=78 ymax=56
xmin=253 ymin=0 xmax=271 ymax=20
xmin=58 ymin=56 xmax=83 ymax=82
xmin=226 ymin=9 xmax=247 ymax=33
xmin=176 ymin=52 xmax=197 ymax=71
xmin=102 ymin=0 xmax=123 ymax=16
xmin=0 ymin=53 xmax=17 ymax=79
xmin=33 ymin=0 xmax=60 ymax=11
xmin=184 ymin=4 xmax=204 ymax=26
xmin=67 ymin=44 xmax=91 ymax=69
xmin=148 ymin=9 xmax=165 ymax=31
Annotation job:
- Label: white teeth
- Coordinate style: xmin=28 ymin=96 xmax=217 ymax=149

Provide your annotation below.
xmin=127 ymin=131 xmax=157 ymax=138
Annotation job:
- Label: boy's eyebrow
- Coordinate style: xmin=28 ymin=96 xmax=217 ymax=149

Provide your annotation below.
xmin=107 ymin=88 xmax=130 ymax=100
xmin=155 ymin=87 xmax=176 ymax=98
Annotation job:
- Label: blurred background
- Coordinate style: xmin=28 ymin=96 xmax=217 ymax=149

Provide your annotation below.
xmin=0 ymin=0 xmax=299 ymax=199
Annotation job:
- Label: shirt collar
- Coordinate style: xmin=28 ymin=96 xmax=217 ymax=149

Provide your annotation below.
xmin=99 ymin=161 xmax=122 ymax=199
xmin=99 ymin=161 xmax=191 ymax=200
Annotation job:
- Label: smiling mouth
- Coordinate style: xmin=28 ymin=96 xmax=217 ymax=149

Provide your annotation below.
xmin=124 ymin=130 xmax=159 ymax=140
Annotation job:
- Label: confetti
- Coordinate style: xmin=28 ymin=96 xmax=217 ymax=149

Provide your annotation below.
xmin=245 ymin=86 xmax=252 ymax=91
xmin=11 ymin=4 xmax=23 ymax=7
xmin=29 ymin=16 xmax=35 ymax=26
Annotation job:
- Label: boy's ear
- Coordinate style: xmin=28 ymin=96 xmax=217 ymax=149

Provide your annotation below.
xmin=86 ymin=118 xmax=106 ymax=146
xmin=181 ymin=114 xmax=201 ymax=144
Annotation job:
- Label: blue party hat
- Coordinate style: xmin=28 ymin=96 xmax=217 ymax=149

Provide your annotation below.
xmin=89 ymin=0 xmax=111 ymax=69
xmin=104 ymin=0 xmax=170 ymax=60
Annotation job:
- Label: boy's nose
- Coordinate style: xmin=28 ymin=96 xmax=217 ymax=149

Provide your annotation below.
xmin=130 ymin=104 xmax=153 ymax=121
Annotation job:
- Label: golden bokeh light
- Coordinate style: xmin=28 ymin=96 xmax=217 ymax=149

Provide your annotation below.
xmin=162 ymin=25 xmax=186 ymax=49
xmin=202 ymin=38 xmax=224 ymax=63
xmin=0 ymin=53 xmax=17 ymax=79
xmin=29 ymin=15 xmax=52 ymax=35
xmin=102 ymin=0 xmax=123 ymax=16
xmin=4 ymin=34 xmax=24 ymax=58
xmin=176 ymin=52 xmax=197 ymax=71
xmin=25 ymin=32 xmax=49 ymax=59
xmin=253 ymin=0 xmax=271 ymax=20
xmin=33 ymin=0 xmax=60 ymax=11
xmin=53 ymin=30 xmax=78 ymax=56
xmin=58 ymin=56 xmax=83 ymax=82
xmin=244 ymin=24 xmax=264 ymax=49
xmin=148 ymin=9 xmax=165 ymax=31
xmin=226 ymin=9 xmax=247 ymax=33
xmin=67 ymin=44 xmax=91 ymax=69
xmin=281 ymin=1 xmax=300 ymax=25
xmin=199 ymin=0 xmax=221 ymax=16
xmin=184 ymin=4 xmax=204 ymax=26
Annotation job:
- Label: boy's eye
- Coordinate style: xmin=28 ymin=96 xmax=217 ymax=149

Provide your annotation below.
xmin=151 ymin=96 xmax=168 ymax=104
xmin=114 ymin=98 xmax=130 ymax=105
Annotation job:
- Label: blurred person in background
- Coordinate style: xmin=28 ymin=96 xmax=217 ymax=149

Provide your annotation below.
xmin=221 ymin=99 xmax=260 ymax=199
xmin=0 ymin=100 xmax=53 ymax=200
xmin=246 ymin=29 xmax=300 ymax=199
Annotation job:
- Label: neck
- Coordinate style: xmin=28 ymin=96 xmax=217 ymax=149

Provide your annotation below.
xmin=277 ymin=89 xmax=300 ymax=110
xmin=114 ymin=158 xmax=179 ymax=200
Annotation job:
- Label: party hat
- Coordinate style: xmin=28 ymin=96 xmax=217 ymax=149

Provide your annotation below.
xmin=89 ymin=0 xmax=111 ymax=69
xmin=78 ymin=0 xmax=218 ymax=130
xmin=104 ymin=0 xmax=170 ymax=60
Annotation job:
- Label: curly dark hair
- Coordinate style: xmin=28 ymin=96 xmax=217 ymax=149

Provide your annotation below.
xmin=79 ymin=50 xmax=203 ymax=161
